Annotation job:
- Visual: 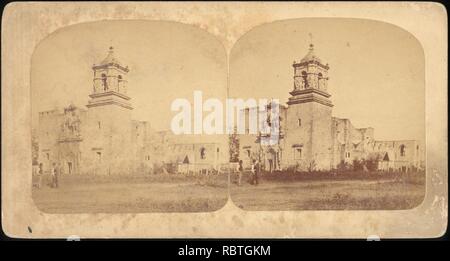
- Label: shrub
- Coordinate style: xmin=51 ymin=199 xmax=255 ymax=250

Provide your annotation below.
xmin=365 ymin=159 xmax=379 ymax=171
xmin=337 ymin=160 xmax=352 ymax=172
xmin=353 ymin=159 xmax=364 ymax=171
xmin=308 ymin=160 xmax=317 ymax=172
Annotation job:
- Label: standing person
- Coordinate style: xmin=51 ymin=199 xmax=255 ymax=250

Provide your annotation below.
xmin=237 ymin=160 xmax=244 ymax=186
xmin=51 ymin=163 xmax=59 ymax=188
xmin=51 ymin=163 xmax=56 ymax=188
xmin=268 ymin=157 xmax=273 ymax=173
xmin=254 ymin=159 xmax=260 ymax=186
xmin=54 ymin=163 xmax=60 ymax=188
xmin=250 ymin=159 xmax=257 ymax=185
xmin=37 ymin=163 xmax=43 ymax=189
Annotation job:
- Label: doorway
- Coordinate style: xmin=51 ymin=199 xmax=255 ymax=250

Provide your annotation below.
xmin=67 ymin=162 xmax=73 ymax=174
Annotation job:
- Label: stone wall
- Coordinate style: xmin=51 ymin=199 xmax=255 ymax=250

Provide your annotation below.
xmin=283 ymin=101 xmax=332 ymax=171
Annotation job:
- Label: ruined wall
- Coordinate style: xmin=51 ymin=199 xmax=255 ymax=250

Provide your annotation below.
xmin=330 ymin=118 xmax=376 ymax=169
xmin=370 ymin=140 xmax=421 ymax=171
xmin=329 ymin=117 xmax=422 ymax=171
xmin=131 ymin=120 xmax=153 ymax=174
xmin=37 ymin=109 xmax=63 ymax=173
xmin=154 ymin=132 xmax=229 ymax=172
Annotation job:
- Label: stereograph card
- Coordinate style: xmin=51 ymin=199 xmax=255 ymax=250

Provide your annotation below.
xmin=1 ymin=2 xmax=447 ymax=239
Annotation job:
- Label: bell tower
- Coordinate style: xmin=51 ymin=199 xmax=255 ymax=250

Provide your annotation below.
xmin=284 ymin=43 xmax=333 ymax=171
xmin=84 ymin=47 xmax=134 ymax=175
xmin=288 ymin=44 xmax=332 ymax=107
xmin=87 ymin=47 xmax=132 ymax=110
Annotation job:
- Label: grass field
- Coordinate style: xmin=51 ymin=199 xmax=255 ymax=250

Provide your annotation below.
xmin=32 ymin=174 xmax=229 ymax=213
xmin=32 ymin=171 xmax=425 ymax=213
xmin=230 ymin=171 xmax=426 ymax=210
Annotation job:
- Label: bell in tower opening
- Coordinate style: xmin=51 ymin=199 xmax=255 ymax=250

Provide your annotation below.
xmin=288 ymin=43 xmax=332 ymax=107
xmin=92 ymin=46 xmax=129 ymax=95
xmin=87 ymin=46 xmax=133 ymax=110
xmin=292 ymin=44 xmax=329 ymax=92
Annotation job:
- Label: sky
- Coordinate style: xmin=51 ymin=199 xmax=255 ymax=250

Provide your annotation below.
xmin=230 ymin=18 xmax=425 ymax=143
xmin=31 ymin=20 xmax=227 ymax=131
xmin=32 ymin=19 xmax=425 ymax=143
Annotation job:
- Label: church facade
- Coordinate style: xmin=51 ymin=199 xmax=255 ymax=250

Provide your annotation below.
xmin=238 ymin=44 xmax=425 ymax=172
xmin=37 ymin=47 xmax=228 ymax=175
xmin=37 ymin=46 xmax=424 ymax=175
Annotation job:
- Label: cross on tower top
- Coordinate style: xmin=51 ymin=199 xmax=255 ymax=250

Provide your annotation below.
xmin=308 ymin=33 xmax=313 ymax=46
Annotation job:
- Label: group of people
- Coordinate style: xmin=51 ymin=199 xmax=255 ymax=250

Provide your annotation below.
xmin=235 ymin=159 xmax=260 ymax=186
xmin=34 ymin=162 xmax=59 ymax=189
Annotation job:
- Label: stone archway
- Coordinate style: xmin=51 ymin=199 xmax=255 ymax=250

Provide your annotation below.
xmin=61 ymin=151 xmax=79 ymax=175
xmin=267 ymin=147 xmax=278 ymax=173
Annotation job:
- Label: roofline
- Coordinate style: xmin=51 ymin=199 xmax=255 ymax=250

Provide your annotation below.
xmin=92 ymin=63 xmax=129 ymax=72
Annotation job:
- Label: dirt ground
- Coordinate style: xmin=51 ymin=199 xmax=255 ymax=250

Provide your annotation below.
xmin=230 ymin=172 xmax=426 ymax=210
xmin=32 ymin=174 xmax=229 ymax=213
xmin=32 ymin=171 xmax=425 ymax=213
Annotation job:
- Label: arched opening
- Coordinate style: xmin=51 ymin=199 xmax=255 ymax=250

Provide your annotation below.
xmin=301 ymin=71 xmax=308 ymax=88
xmin=318 ymin=72 xmax=323 ymax=90
xmin=101 ymin=74 xmax=108 ymax=91
xmin=400 ymin=144 xmax=406 ymax=157
xmin=96 ymin=152 xmax=102 ymax=162
xmin=294 ymin=148 xmax=302 ymax=159
xmin=200 ymin=147 xmax=206 ymax=159
xmin=117 ymin=75 xmax=122 ymax=92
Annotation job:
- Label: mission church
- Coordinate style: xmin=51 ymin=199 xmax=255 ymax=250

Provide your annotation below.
xmin=37 ymin=47 xmax=228 ymax=175
xmin=37 ymin=45 xmax=424 ymax=175
xmin=238 ymin=44 xmax=425 ymax=172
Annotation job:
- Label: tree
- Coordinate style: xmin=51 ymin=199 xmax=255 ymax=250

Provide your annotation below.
xmin=31 ymin=128 xmax=39 ymax=165
xmin=365 ymin=158 xmax=379 ymax=171
xmin=229 ymin=131 xmax=240 ymax=163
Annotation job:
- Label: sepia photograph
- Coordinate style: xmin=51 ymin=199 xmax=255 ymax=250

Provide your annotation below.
xmin=30 ymin=20 xmax=229 ymax=213
xmin=228 ymin=19 xmax=426 ymax=210
xmin=30 ymin=19 xmax=426 ymax=214
xmin=1 ymin=2 xmax=447 ymax=240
